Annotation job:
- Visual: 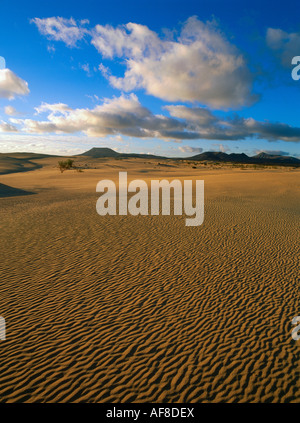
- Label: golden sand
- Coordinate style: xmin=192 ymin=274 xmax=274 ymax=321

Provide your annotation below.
xmin=0 ymin=155 xmax=299 ymax=402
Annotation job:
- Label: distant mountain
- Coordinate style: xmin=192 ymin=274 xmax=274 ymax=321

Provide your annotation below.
xmin=189 ymin=151 xmax=231 ymax=162
xmin=188 ymin=151 xmax=300 ymax=166
xmin=189 ymin=151 xmax=253 ymax=163
xmin=252 ymin=152 xmax=300 ymax=164
xmin=80 ymin=147 xmax=166 ymax=160
xmin=79 ymin=148 xmax=300 ymax=166
xmin=1 ymin=148 xmax=299 ymax=167
xmin=227 ymin=153 xmax=249 ymax=162
xmin=188 ymin=151 xmax=249 ymax=163
xmin=80 ymin=148 xmax=120 ymax=158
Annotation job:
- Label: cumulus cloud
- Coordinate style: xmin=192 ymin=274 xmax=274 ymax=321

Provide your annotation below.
xmin=31 ymin=17 xmax=89 ymax=47
xmin=164 ymin=105 xmax=217 ymax=125
xmin=35 ymin=102 xmax=72 ymax=114
xmin=4 ymin=105 xmax=23 ymax=116
xmin=178 ymin=146 xmax=203 ymax=154
xmin=5 ymin=94 xmax=300 ymax=143
xmin=254 ymin=149 xmax=291 ymax=156
xmin=33 ymin=16 xmax=257 ymax=109
xmin=0 ymin=68 xmax=29 ymax=99
xmin=91 ymin=17 xmax=257 ymax=109
xmin=244 ymin=118 xmax=300 ymax=142
xmin=166 ymin=105 xmax=300 ymax=142
xmin=211 ymin=143 xmax=230 ymax=153
xmin=266 ymin=28 xmax=300 ymax=66
xmin=10 ymin=94 xmax=190 ymax=139
xmin=0 ymin=121 xmax=18 ymax=132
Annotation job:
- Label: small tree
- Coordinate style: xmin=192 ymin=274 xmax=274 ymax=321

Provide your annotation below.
xmin=58 ymin=159 xmax=75 ymax=173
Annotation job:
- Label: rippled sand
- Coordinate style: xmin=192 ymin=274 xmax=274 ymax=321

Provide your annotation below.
xmin=0 ymin=156 xmax=299 ymax=402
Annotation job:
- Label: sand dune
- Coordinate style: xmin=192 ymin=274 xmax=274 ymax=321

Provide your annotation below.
xmin=0 ymin=157 xmax=299 ymax=402
xmin=0 ymin=154 xmax=49 ymax=175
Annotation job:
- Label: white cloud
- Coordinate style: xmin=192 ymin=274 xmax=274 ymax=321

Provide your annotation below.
xmin=164 ymin=105 xmax=217 ymax=125
xmin=254 ymin=149 xmax=291 ymax=156
xmin=266 ymin=28 xmax=300 ymax=66
xmin=31 ymin=17 xmax=88 ymax=47
xmin=35 ymin=102 xmax=72 ymax=115
xmin=91 ymin=17 xmax=257 ymax=109
xmin=0 ymin=133 xmax=96 ymax=155
xmin=0 ymin=121 xmax=18 ymax=132
xmin=81 ymin=63 xmax=91 ymax=76
xmin=0 ymin=69 xmax=29 ymax=99
xmin=33 ymin=16 xmax=257 ymax=109
xmin=166 ymin=105 xmax=300 ymax=142
xmin=178 ymin=146 xmax=203 ymax=154
xmin=10 ymin=94 xmax=190 ymax=139
xmin=211 ymin=143 xmax=230 ymax=153
xmin=5 ymin=95 xmax=300 ymax=143
xmin=0 ymin=56 xmax=6 ymax=69
xmin=5 ymin=105 xmax=20 ymax=116
xmin=98 ymin=63 xmax=111 ymax=78
xmin=47 ymin=45 xmax=56 ymax=54
xmin=91 ymin=22 xmax=159 ymax=59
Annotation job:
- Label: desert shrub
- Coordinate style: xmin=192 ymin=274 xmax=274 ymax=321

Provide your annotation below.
xmin=58 ymin=159 xmax=75 ymax=173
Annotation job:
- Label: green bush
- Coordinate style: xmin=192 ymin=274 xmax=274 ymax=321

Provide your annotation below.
xmin=58 ymin=159 xmax=75 ymax=173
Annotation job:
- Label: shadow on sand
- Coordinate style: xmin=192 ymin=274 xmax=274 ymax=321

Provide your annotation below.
xmin=0 ymin=183 xmax=35 ymax=198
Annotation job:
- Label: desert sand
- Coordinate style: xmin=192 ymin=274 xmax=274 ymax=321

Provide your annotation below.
xmin=0 ymin=154 xmax=299 ymax=402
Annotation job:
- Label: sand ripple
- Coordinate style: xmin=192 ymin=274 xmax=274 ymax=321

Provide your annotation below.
xmin=0 ymin=170 xmax=299 ymax=402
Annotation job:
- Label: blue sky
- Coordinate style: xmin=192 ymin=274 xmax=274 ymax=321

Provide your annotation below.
xmin=0 ymin=0 xmax=300 ymax=157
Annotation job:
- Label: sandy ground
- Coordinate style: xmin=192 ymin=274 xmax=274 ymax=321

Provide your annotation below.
xmin=0 ymin=155 xmax=299 ymax=402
